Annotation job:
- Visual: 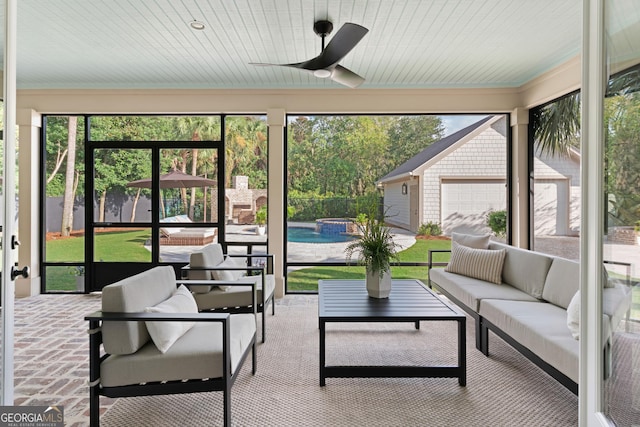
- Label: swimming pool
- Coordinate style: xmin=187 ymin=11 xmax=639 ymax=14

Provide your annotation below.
xmin=287 ymin=227 xmax=357 ymax=244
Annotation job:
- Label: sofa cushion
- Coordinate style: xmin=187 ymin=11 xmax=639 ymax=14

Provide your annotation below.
xmin=479 ymin=299 xmax=580 ymax=383
xmin=445 ymin=242 xmax=506 ymax=285
xmin=430 ymin=268 xmax=538 ymax=312
xmin=489 ymin=242 xmax=552 ymax=299
xmin=452 ymin=232 xmax=491 ymax=249
xmin=145 ymin=285 xmax=199 ymax=353
xmin=101 ymin=266 xmax=177 ymax=355
xmin=100 ymin=313 xmax=256 ymax=387
xmin=542 ymin=257 xmax=580 ymax=309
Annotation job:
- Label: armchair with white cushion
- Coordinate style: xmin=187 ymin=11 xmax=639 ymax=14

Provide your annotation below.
xmin=85 ymin=265 xmax=256 ymax=427
xmin=179 ymin=243 xmax=275 ymax=343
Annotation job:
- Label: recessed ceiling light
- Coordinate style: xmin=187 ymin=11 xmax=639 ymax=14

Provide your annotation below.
xmin=190 ymin=20 xmax=205 ymax=30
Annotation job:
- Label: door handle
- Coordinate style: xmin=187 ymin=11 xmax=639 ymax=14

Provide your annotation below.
xmin=11 ymin=264 xmax=30 ymax=280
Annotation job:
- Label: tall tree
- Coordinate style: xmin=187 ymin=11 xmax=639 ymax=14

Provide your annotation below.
xmin=60 ymin=117 xmax=78 ymax=236
xmin=532 ymin=92 xmax=581 ymax=157
xmin=175 ymin=116 xmax=221 ymax=219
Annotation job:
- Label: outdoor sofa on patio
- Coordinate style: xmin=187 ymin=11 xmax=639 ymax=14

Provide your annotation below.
xmin=85 ymin=265 xmax=256 ymax=427
xmin=180 ymin=243 xmax=275 ymax=343
xmin=428 ymin=233 xmax=632 ymax=394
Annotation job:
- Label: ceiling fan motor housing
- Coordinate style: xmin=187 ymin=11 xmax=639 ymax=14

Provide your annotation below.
xmin=314 ymin=20 xmax=334 ymax=38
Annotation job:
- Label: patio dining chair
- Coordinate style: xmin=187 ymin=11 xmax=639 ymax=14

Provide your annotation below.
xmin=179 ymin=243 xmax=275 ymax=343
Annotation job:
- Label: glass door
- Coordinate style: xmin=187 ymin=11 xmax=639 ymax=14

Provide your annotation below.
xmin=86 ymin=115 xmax=223 ymax=290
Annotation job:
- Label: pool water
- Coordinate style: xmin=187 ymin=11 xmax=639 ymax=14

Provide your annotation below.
xmin=288 ymin=227 xmax=357 ymax=244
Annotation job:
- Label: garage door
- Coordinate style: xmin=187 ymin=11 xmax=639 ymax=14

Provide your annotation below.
xmin=441 ymin=179 xmax=506 ymax=234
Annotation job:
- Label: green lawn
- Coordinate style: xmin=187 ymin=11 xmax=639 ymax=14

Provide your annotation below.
xmin=287 ymin=238 xmax=452 ymax=291
xmin=45 ymin=229 xmax=151 ymax=291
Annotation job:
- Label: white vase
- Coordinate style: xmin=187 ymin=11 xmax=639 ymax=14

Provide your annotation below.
xmin=366 ymin=269 xmax=392 ymax=298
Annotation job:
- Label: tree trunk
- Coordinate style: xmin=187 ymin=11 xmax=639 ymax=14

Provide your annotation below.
xmin=60 ymin=117 xmax=78 ymax=237
xmin=99 ymin=190 xmax=107 ymax=223
xmin=189 ymin=148 xmax=199 ymax=219
xmin=130 ymin=188 xmax=141 ymax=222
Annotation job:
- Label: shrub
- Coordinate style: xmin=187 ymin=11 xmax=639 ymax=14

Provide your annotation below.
xmin=417 ymin=222 xmax=442 ymax=237
xmin=487 ymin=210 xmax=507 ymax=237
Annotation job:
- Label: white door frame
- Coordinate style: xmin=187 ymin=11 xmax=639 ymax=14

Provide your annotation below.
xmin=1 ymin=0 xmax=18 ymax=405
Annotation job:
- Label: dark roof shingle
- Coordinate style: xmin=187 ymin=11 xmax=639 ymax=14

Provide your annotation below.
xmin=378 ymin=116 xmax=494 ymax=182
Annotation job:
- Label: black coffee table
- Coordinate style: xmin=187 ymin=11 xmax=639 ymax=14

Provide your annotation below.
xmin=318 ymin=279 xmax=466 ymax=386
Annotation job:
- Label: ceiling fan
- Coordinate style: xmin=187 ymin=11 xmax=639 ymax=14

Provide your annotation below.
xmin=251 ymin=20 xmax=369 ymax=88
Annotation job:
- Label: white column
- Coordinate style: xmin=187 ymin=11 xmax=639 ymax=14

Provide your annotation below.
xmin=510 ymin=107 xmax=529 ymax=248
xmin=16 ymin=110 xmax=43 ymax=297
xmin=581 ymin=0 xmax=608 ymax=425
xmin=267 ymin=109 xmax=286 ymax=298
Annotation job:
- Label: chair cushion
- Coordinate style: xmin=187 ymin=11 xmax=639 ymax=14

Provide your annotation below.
xmin=100 ymin=313 xmax=256 ymax=387
xmin=145 ymin=285 xmax=199 ymax=353
xmin=212 ymin=257 xmax=244 ymax=282
xmin=188 ymin=244 xmax=226 ymax=292
xmin=193 ymin=275 xmax=275 ymax=311
xmin=445 ymin=241 xmax=506 ymax=285
xmin=101 ymin=266 xmax=177 ymax=355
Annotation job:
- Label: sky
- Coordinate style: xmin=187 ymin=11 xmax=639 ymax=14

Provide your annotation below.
xmin=439 ymin=115 xmax=489 ymax=136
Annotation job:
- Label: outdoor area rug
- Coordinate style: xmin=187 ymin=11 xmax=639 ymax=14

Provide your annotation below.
xmin=101 ymin=297 xmax=578 ymax=427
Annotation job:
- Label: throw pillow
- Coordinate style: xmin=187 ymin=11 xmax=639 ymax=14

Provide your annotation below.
xmin=211 ymin=257 xmax=246 ymax=291
xmin=451 ymin=232 xmax=491 ymax=249
xmin=145 ymin=285 xmax=198 ymax=353
xmin=567 ymin=290 xmax=580 ymax=340
xmin=227 ymin=256 xmax=248 ymax=278
xmin=602 ymin=264 xmax=616 ymax=288
xmin=445 ymin=241 xmax=506 ymax=285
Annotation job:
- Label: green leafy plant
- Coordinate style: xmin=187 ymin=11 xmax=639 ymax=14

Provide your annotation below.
xmin=345 ymin=215 xmax=400 ymax=275
xmin=417 ymin=221 xmax=442 ymax=237
xmin=67 ymin=266 xmax=85 ymax=276
xmin=355 ymin=212 xmax=368 ymax=225
xmin=634 ymin=220 xmax=640 ymax=234
xmin=255 ymin=206 xmax=267 ymax=225
xmin=487 ymin=210 xmax=507 ymax=237
xmin=287 ymin=205 xmax=296 ymax=219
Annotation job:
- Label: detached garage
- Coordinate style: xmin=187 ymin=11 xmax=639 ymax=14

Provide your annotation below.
xmin=378 ymin=115 xmax=579 ymax=236
xmin=441 ymin=179 xmax=507 ymax=234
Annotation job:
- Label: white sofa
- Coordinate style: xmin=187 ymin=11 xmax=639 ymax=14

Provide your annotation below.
xmin=86 ymin=266 xmax=256 ymax=426
xmin=429 ymin=235 xmax=632 ymax=394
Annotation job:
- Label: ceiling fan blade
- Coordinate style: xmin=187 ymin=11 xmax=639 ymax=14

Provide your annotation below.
xmin=331 ymin=65 xmax=365 ymax=88
xmin=301 ymin=23 xmax=368 ymax=70
xmin=249 ymin=61 xmax=306 ymax=68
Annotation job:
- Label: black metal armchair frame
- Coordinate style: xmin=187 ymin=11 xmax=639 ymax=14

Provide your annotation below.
xmin=85 ymin=311 xmax=256 ymax=427
xmin=180 ymin=253 xmax=275 ymax=343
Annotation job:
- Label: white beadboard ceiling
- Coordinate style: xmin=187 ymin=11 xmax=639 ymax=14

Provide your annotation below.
xmin=0 ymin=0 xmax=637 ymax=90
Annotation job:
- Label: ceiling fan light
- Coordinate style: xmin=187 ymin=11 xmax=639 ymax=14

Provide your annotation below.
xmin=189 ymin=20 xmax=206 ymax=30
xmin=313 ymin=69 xmax=332 ymax=78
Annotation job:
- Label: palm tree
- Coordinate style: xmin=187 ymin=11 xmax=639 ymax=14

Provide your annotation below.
xmin=175 ymin=117 xmax=221 ymax=219
xmin=531 ymin=92 xmax=581 ymax=157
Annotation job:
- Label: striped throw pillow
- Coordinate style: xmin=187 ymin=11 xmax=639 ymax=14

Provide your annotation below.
xmin=445 ymin=241 xmax=506 ymax=285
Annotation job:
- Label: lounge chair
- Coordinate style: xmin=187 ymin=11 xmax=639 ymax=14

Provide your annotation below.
xmin=179 ymin=243 xmax=275 ymax=343
xmin=160 ymin=214 xmax=217 ymax=245
xmin=85 ymin=266 xmax=256 ymax=427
